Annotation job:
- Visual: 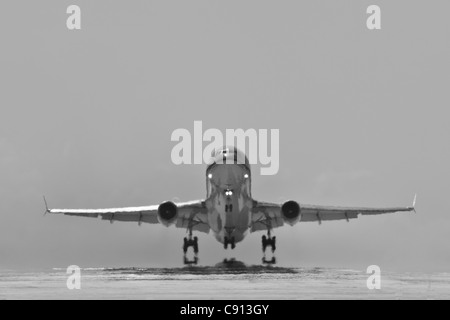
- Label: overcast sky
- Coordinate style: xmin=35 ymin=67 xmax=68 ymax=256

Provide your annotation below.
xmin=1 ymin=0 xmax=449 ymax=272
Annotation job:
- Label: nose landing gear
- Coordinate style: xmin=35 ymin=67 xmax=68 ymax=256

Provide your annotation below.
xmin=262 ymin=230 xmax=277 ymax=264
xmin=183 ymin=229 xmax=199 ymax=265
xmin=224 ymin=236 xmax=236 ymax=250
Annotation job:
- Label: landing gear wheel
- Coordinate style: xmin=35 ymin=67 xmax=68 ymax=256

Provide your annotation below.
xmin=183 ymin=237 xmax=188 ymax=254
xmin=224 ymin=237 xmax=236 ymax=250
xmin=231 ymin=237 xmax=236 ymax=250
xmin=193 ymin=237 xmax=199 ymax=254
xmin=261 ymin=231 xmax=277 ymax=264
xmin=262 ymin=235 xmax=268 ymax=251
xmin=183 ymin=232 xmax=199 ymax=265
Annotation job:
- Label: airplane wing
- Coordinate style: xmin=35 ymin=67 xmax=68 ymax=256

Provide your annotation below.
xmin=45 ymin=199 xmax=210 ymax=234
xmin=251 ymin=195 xmax=416 ymax=232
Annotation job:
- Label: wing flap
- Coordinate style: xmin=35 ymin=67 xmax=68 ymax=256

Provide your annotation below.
xmin=250 ymin=208 xmax=284 ymax=232
xmin=99 ymin=211 xmax=157 ymax=223
xmin=62 ymin=212 xmax=99 ymax=218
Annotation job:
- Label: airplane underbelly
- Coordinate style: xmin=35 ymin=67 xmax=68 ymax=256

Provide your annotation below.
xmin=209 ymin=203 xmax=251 ymax=244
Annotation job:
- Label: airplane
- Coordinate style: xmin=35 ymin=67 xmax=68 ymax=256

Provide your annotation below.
xmin=46 ymin=146 xmax=417 ymax=264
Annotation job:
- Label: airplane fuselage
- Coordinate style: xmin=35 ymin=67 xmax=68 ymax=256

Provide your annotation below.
xmin=204 ymin=148 xmax=253 ymax=245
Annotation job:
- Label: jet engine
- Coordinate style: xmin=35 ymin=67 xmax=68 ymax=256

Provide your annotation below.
xmin=281 ymin=200 xmax=301 ymax=225
xmin=157 ymin=201 xmax=178 ymax=227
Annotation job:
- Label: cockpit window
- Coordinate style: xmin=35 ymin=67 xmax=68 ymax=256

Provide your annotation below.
xmin=216 ymin=147 xmax=237 ymax=156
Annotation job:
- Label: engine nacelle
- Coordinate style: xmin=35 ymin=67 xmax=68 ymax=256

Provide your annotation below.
xmin=157 ymin=201 xmax=178 ymax=227
xmin=281 ymin=200 xmax=301 ymax=226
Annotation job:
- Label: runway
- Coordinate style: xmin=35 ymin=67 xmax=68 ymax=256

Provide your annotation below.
xmin=1 ymin=260 xmax=449 ymax=299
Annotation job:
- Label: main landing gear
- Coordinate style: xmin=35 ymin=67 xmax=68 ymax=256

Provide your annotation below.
xmin=183 ymin=229 xmax=199 ymax=265
xmin=262 ymin=230 xmax=277 ymax=265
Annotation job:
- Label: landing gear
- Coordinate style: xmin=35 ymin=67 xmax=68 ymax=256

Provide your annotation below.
xmin=262 ymin=230 xmax=277 ymax=264
xmin=224 ymin=236 xmax=236 ymax=250
xmin=183 ymin=236 xmax=199 ymax=254
xmin=262 ymin=232 xmax=276 ymax=253
xmin=183 ymin=230 xmax=199 ymax=265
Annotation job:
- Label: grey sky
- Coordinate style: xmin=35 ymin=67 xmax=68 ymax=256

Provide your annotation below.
xmin=0 ymin=1 xmax=449 ymax=272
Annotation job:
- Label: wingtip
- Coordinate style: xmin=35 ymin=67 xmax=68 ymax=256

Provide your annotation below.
xmin=43 ymin=196 xmax=50 ymax=215
xmin=412 ymin=193 xmax=417 ymax=213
